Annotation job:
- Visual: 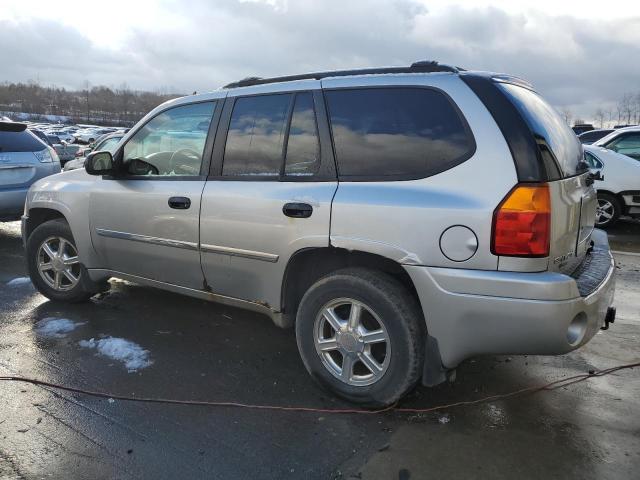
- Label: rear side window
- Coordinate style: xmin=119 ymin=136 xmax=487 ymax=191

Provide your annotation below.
xmin=285 ymin=93 xmax=320 ymax=176
xmin=606 ymin=133 xmax=640 ymax=159
xmin=499 ymin=83 xmax=583 ymax=178
xmin=0 ymin=130 xmax=46 ymax=153
xmin=325 ymin=88 xmax=475 ymax=179
xmin=223 ymin=94 xmax=292 ymax=177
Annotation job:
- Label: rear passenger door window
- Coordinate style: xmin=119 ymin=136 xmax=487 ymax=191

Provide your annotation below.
xmin=284 ymin=93 xmax=320 ymax=176
xmin=222 ymin=92 xmax=321 ymax=178
xmin=222 ymin=94 xmax=292 ymax=177
xmin=325 ymin=87 xmax=475 ymax=179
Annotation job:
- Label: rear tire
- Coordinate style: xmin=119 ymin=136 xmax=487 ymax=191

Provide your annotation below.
xmin=295 ymin=268 xmax=424 ymax=407
xmin=26 ymin=218 xmax=106 ymax=302
xmin=596 ymin=193 xmax=621 ymax=228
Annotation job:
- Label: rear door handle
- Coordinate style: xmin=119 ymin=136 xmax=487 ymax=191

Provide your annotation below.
xmin=168 ymin=196 xmax=191 ymax=209
xmin=283 ymin=202 xmax=313 ymax=218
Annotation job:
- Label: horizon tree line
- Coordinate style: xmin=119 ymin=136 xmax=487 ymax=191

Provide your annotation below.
xmin=0 ymin=80 xmax=183 ymax=127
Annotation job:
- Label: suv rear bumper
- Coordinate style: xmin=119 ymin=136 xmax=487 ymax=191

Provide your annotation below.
xmin=405 ymin=229 xmax=615 ymax=368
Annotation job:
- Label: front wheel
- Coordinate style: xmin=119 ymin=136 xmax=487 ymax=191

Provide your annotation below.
xmin=596 ymin=193 xmax=621 ymax=228
xmin=295 ymin=268 xmax=425 ymax=407
xmin=26 ymin=218 xmax=105 ymax=302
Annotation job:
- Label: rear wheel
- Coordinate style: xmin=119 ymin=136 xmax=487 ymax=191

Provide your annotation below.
xmin=596 ymin=193 xmax=621 ymax=228
xmin=26 ymin=219 xmax=106 ymax=302
xmin=295 ymin=268 xmax=424 ymax=407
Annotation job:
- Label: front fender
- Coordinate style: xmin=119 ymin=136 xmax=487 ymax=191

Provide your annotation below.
xmin=25 ymin=170 xmax=102 ymax=268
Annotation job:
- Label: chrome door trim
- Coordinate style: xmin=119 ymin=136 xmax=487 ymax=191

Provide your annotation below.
xmin=95 ymin=228 xmax=199 ymax=251
xmin=200 ymin=243 xmax=279 ymax=263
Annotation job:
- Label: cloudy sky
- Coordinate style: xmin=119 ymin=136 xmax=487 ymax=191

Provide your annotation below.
xmin=1 ymin=0 xmax=639 ymax=120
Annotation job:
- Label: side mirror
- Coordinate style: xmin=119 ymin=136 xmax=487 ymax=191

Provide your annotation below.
xmin=85 ymin=151 xmax=114 ymax=176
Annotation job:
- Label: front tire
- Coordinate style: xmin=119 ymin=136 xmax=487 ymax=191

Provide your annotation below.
xmin=295 ymin=268 xmax=424 ymax=407
xmin=596 ymin=193 xmax=621 ymax=228
xmin=26 ymin=218 xmax=103 ymax=302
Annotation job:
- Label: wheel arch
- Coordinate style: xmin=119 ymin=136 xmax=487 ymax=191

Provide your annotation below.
xmin=597 ymin=189 xmax=625 ymax=206
xmin=280 ymin=247 xmax=423 ymax=328
xmin=24 ymin=207 xmax=67 ymax=240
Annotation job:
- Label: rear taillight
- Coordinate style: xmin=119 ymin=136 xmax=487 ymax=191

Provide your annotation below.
xmin=491 ymin=184 xmax=550 ymax=257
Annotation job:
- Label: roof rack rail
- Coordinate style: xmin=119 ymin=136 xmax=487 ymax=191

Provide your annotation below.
xmin=223 ymin=60 xmax=461 ymax=89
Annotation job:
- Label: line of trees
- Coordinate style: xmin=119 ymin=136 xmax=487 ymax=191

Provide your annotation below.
xmin=0 ymin=81 xmax=183 ymax=127
xmin=562 ymin=91 xmax=640 ymax=129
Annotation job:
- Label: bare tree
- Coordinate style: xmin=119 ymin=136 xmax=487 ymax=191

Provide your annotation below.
xmin=617 ymin=93 xmax=634 ymax=125
xmin=561 ymin=108 xmax=573 ymax=127
xmin=594 ymin=108 xmax=606 ymax=129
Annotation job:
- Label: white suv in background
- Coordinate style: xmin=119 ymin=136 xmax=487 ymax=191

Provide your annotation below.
xmin=584 ymin=145 xmax=640 ymax=228
xmin=593 ymin=126 xmax=640 ymax=161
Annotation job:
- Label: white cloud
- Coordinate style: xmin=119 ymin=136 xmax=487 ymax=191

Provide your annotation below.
xmin=1 ymin=0 xmax=639 ymax=118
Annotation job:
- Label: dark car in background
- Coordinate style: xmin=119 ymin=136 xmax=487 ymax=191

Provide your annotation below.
xmin=572 ymin=123 xmax=594 ymax=135
xmin=30 ymin=128 xmax=54 ymax=147
xmin=578 ymin=129 xmax=614 ymax=145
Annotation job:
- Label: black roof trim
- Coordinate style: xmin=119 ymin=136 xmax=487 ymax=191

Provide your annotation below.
xmin=0 ymin=121 xmax=27 ymax=132
xmin=223 ymin=61 xmax=461 ymax=89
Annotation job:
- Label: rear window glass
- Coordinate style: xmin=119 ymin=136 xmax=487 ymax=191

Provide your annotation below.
xmin=0 ymin=130 xmax=47 ymax=153
xmin=499 ymin=83 xmax=583 ymax=178
xmin=325 ymin=88 xmax=475 ymax=179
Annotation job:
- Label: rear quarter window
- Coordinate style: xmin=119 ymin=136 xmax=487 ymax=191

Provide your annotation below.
xmin=0 ymin=130 xmax=47 ymax=153
xmin=325 ymin=87 xmax=475 ymax=180
xmin=499 ymin=83 xmax=583 ymax=178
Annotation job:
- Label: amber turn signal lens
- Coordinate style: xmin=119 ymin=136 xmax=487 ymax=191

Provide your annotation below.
xmin=491 ymin=184 xmax=551 ymax=257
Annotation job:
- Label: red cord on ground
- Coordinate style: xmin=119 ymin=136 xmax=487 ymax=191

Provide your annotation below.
xmin=1 ymin=362 xmax=638 ymax=415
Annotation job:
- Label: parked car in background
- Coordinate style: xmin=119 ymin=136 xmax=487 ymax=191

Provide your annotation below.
xmin=0 ymin=121 xmax=60 ymax=221
xmin=47 ymin=130 xmax=75 ymax=143
xmin=584 ymin=145 xmax=640 ymax=228
xmin=30 ymin=129 xmax=54 ymax=147
xmin=578 ymin=129 xmax=614 ymax=145
xmin=21 ymin=63 xmax=616 ymax=406
xmin=593 ymin=126 xmax=640 ymax=161
xmin=46 ymin=134 xmax=62 ymax=145
xmin=74 ymin=128 xmax=115 ymax=144
xmin=64 ymin=132 xmax=124 ymax=171
xmin=53 ymin=143 xmax=82 ymax=165
xmin=572 ymin=123 xmax=594 ymax=135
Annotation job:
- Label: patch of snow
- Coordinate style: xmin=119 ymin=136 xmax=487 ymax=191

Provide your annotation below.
xmin=35 ymin=317 xmax=85 ymax=338
xmin=79 ymin=337 xmax=153 ymax=372
xmin=6 ymin=277 xmax=32 ymax=287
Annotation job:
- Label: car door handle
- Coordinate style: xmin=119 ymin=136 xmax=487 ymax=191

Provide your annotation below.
xmin=283 ymin=202 xmax=313 ymax=218
xmin=168 ymin=196 xmax=191 ymax=209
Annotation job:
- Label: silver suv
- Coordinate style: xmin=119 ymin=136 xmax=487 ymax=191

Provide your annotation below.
xmin=21 ymin=62 xmax=616 ymax=406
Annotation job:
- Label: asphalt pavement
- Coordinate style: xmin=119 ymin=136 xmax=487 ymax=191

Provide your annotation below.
xmin=1 ymin=219 xmax=639 ymax=479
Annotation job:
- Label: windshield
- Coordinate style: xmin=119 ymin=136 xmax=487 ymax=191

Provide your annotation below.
xmin=499 ymin=83 xmax=583 ymax=178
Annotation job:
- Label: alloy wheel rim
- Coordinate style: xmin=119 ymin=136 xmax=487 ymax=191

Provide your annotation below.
xmin=37 ymin=236 xmax=81 ymax=291
xmin=596 ymin=199 xmax=614 ymax=225
xmin=313 ymin=298 xmax=390 ymax=387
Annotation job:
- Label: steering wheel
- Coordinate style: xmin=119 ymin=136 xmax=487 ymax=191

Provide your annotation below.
xmin=169 ymin=148 xmax=201 ymax=175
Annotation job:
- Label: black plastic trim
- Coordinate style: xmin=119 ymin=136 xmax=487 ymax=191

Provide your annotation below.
xmin=223 ymin=61 xmax=459 ymax=89
xmin=461 ymin=74 xmax=550 ymax=182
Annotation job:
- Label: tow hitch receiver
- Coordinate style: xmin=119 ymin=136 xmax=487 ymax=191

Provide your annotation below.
xmin=601 ymin=307 xmax=616 ymax=331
